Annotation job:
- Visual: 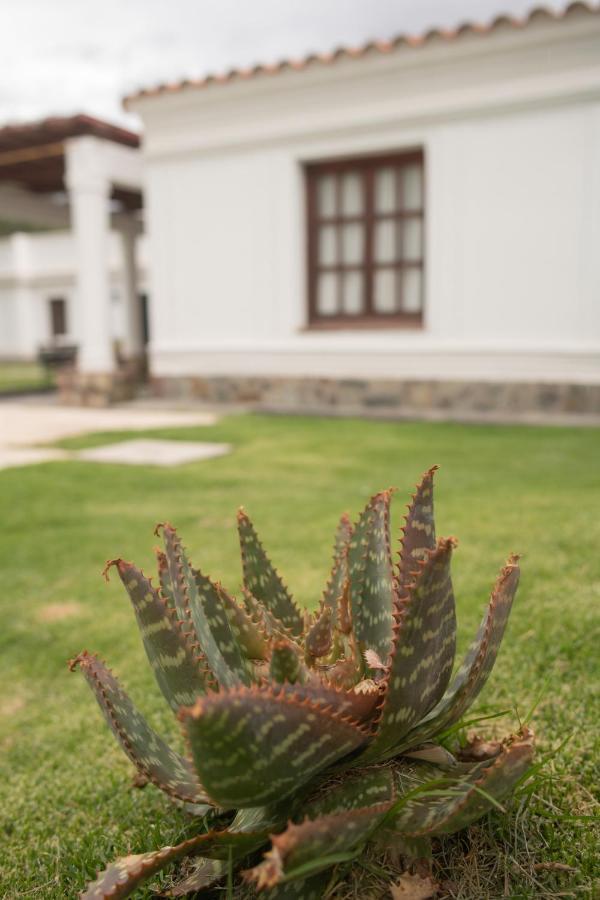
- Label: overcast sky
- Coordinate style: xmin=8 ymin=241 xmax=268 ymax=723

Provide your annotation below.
xmin=0 ymin=0 xmax=573 ymax=130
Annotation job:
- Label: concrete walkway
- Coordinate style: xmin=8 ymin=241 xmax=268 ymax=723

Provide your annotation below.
xmin=0 ymin=397 xmax=219 ymax=470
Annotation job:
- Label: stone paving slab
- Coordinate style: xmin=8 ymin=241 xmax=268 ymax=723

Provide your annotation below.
xmin=76 ymin=439 xmax=231 ymax=467
xmin=0 ymin=399 xmax=221 ymax=470
xmin=0 ymin=401 xmax=217 ymax=446
xmin=0 ymin=447 xmax=70 ymax=469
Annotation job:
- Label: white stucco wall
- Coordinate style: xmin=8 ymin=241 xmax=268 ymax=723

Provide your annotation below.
xmin=0 ymin=230 xmax=148 ymax=359
xmin=131 ymin=7 xmax=600 ymax=384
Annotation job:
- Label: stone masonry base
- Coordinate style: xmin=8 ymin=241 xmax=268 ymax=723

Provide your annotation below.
xmin=57 ymin=359 xmax=146 ymax=407
xmin=151 ymin=375 xmax=600 ymax=421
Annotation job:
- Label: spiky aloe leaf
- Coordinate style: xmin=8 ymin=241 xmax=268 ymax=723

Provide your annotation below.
xmin=396 ymin=555 xmax=520 ymax=753
xmin=218 ymin=587 xmax=270 ymax=660
xmin=402 ymin=743 xmax=457 ymax=767
xmin=158 ymin=522 xmax=193 ymax=624
xmin=166 ymin=858 xmax=227 ymax=896
xmin=322 ymin=636 xmax=363 ymax=690
xmin=397 ymin=466 xmax=438 ymax=590
xmin=270 ymin=641 xmax=302 ymax=684
xmin=82 ymin=843 xmax=195 ymax=900
xmin=391 ymin=728 xmax=534 ymax=836
xmin=81 ymin=825 xmax=278 ymax=900
xmin=105 ymin=559 xmax=209 ymax=711
xmin=322 ymin=512 xmax=353 ymax=616
xmin=305 ymin=767 xmax=396 ymax=818
xmin=357 ymin=538 xmax=457 ymax=764
xmin=337 ymin=579 xmax=352 ymax=637
xmin=245 ymin=802 xmax=392 ymax=889
xmin=181 ymin=687 xmax=369 ymax=807
xmin=274 ymin=680 xmax=379 ymax=725
xmin=348 ymin=490 xmax=395 ymax=665
xmin=305 ymin=605 xmax=333 ymax=660
xmin=192 ymin=569 xmax=254 ymax=687
xmin=157 ymin=523 xmax=251 ymax=688
xmin=237 ymin=510 xmax=303 ymax=637
xmin=155 ymin=546 xmax=175 ymax=609
xmin=70 ymin=652 xmax=206 ymax=806
xmin=243 ymin=589 xmax=299 ymax=643
xmin=168 ymin=803 xmax=292 ymax=894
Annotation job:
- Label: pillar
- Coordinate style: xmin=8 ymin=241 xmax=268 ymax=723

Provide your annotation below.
xmin=65 ymin=138 xmax=114 ymax=374
xmin=11 ymin=233 xmax=39 ymax=359
xmin=119 ymin=215 xmax=145 ymax=359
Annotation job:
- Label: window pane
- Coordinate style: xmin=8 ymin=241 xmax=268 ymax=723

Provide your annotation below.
xmin=317 ymin=272 xmax=338 ymax=315
xmin=341 ymin=172 xmax=363 ymax=216
xmin=402 ymin=165 xmax=423 ymax=211
xmin=375 ymin=167 xmax=396 ymax=213
xmin=341 ymin=223 xmax=364 ymax=264
xmin=319 ymin=225 xmax=337 ymax=265
xmin=373 ymin=269 xmax=396 ymax=313
xmin=401 ymin=269 xmax=422 ymax=312
xmin=317 ymin=175 xmax=336 ymax=217
xmin=403 ymin=218 xmax=422 ymax=261
xmin=374 ymin=220 xmax=396 ymax=263
xmin=342 ymin=271 xmax=364 ymax=315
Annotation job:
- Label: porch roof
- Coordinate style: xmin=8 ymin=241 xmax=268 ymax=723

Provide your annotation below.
xmin=0 ymin=114 xmax=141 ymax=209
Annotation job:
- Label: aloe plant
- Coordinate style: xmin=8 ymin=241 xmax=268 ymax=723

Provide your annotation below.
xmin=71 ymin=467 xmax=533 ymax=898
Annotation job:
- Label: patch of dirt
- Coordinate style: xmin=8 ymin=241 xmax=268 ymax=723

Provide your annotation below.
xmin=37 ymin=602 xmax=82 ymax=622
xmin=0 ymin=696 xmax=25 ymax=717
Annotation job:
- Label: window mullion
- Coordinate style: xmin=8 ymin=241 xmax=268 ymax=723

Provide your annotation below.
xmin=396 ymin=163 xmax=404 ymax=314
xmin=335 ymin=174 xmax=343 ymax=315
xmin=364 ymin=167 xmax=374 ymax=316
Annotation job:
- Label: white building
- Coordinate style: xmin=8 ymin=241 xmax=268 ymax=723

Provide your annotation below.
xmin=125 ymin=1 xmax=600 ymax=417
xmin=0 ymin=115 xmax=146 ymax=403
xmin=1 ymin=3 xmax=599 ymax=417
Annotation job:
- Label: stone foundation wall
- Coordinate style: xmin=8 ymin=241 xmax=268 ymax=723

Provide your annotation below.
xmin=151 ymin=375 xmax=600 ymax=420
xmin=57 ymin=359 xmax=146 ymax=407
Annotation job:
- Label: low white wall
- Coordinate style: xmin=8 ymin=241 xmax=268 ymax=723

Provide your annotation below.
xmin=0 ymin=230 xmax=148 ymax=359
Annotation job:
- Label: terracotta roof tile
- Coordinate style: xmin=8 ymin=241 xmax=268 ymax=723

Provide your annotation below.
xmin=124 ymin=1 xmax=599 ymax=107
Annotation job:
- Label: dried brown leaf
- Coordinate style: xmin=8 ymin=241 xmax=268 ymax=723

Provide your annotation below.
xmin=390 ymin=872 xmax=439 ymax=899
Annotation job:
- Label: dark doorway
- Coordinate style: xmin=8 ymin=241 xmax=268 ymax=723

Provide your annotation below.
xmin=140 ymin=292 xmax=150 ymax=346
xmin=49 ymin=297 xmax=67 ymax=341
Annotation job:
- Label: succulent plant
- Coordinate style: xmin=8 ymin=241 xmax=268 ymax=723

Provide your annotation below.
xmin=71 ymin=467 xmax=533 ymax=899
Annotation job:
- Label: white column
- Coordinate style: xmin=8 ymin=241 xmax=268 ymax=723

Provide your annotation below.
xmin=11 ymin=233 xmax=39 ymax=359
xmin=119 ymin=216 xmax=145 ymax=358
xmin=65 ymin=138 xmax=114 ymax=373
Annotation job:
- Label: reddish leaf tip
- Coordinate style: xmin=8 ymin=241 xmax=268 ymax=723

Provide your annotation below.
xmin=153 ymin=520 xmax=176 ymax=537
xmin=101 ymin=558 xmax=123 ymax=582
xmin=178 ymin=696 xmax=205 ymax=722
xmin=67 ymin=650 xmax=89 ymax=672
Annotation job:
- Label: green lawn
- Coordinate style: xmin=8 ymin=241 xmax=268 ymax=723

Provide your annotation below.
xmin=0 ymin=414 xmax=599 ymax=898
xmin=0 ymin=360 xmax=54 ymax=394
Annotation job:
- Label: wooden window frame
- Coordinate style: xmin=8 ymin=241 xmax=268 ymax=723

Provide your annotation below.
xmin=305 ymin=150 xmax=425 ymax=329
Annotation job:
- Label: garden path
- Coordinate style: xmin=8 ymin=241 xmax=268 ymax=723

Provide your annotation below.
xmin=0 ymin=397 xmax=219 ymax=469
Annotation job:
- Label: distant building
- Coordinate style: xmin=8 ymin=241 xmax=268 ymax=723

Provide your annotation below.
xmin=0 ymin=115 xmax=145 ymax=403
xmin=126 ymin=1 xmax=600 ymax=417
xmin=2 ymin=3 xmax=600 ymax=417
